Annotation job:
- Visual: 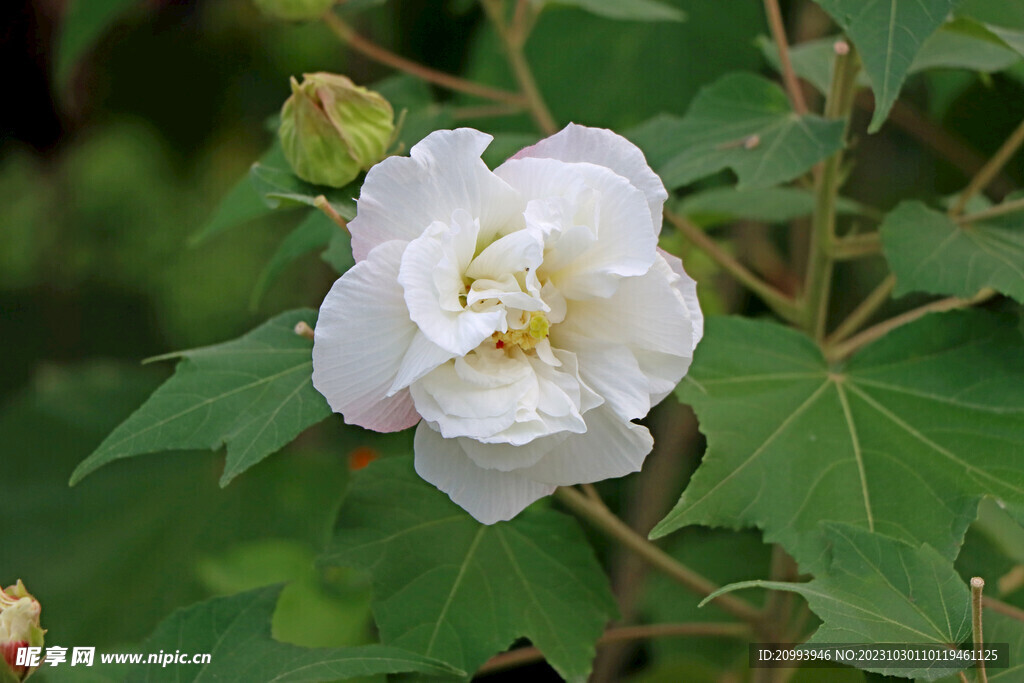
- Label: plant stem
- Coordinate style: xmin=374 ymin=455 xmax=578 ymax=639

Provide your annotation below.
xmin=451 ymin=102 xmax=526 ymax=120
xmin=665 ymin=210 xmax=802 ymax=324
xmin=829 ymin=232 xmax=881 ymax=260
xmin=956 ymin=196 xmax=1024 ymax=224
xmin=972 ymin=577 xmax=989 ymax=683
xmin=825 ymin=288 xmax=996 ymax=362
xmin=554 ymin=487 xmax=763 ymax=625
xmin=480 ymin=0 xmax=558 ymax=135
xmin=803 ymin=45 xmax=859 ymax=341
xmin=313 ymin=195 xmax=349 ymax=232
xmin=476 ymin=621 xmax=751 ymax=675
xmin=951 ymin=115 xmax=1024 ymax=215
xmin=984 ymin=596 xmax=1024 ymax=621
xmin=321 ymin=12 xmax=526 ymax=106
xmin=763 ymin=0 xmax=808 ymax=115
xmin=825 ymin=274 xmax=896 ymax=345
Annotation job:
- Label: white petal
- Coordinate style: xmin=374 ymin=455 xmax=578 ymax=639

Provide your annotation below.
xmin=561 ymin=343 xmax=651 ymax=420
xmin=398 ymin=218 xmax=504 ymax=355
xmin=660 ymin=248 xmax=704 ymax=350
xmin=388 ymin=330 xmax=456 ymax=395
xmin=312 ymin=240 xmax=421 ymax=432
xmin=464 ymin=227 xmax=544 ymax=281
xmin=497 ymin=157 xmax=657 ymax=300
xmin=349 ymin=128 xmax=524 ymax=261
xmin=458 ymin=431 xmax=567 ymax=472
xmin=512 ymin=123 xmax=668 ymax=234
xmin=551 ymin=253 xmax=696 ymax=419
xmin=414 ymin=423 xmax=556 ymax=524
xmin=519 ymin=407 xmax=654 ymax=485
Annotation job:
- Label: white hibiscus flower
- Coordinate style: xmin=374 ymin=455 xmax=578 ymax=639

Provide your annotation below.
xmin=312 ymin=123 xmax=703 ymax=524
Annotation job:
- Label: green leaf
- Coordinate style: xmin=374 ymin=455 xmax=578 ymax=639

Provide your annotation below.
xmin=190 ymin=146 xmax=280 ymax=247
xmin=55 ymin=0 xmax=141 ymax=90
xmin=251 ymin=211 xmax=341 ymax=309
xmin=249 ymin=145 xmax=358 ymax=218
xmin=880 ymin=200 xmax=1024 ymax=302
xmin=464 ymin=1 xmax=766 ymax=131
xmin=1 ymin=362 xmax=348 ymax=649
xmin=705 ymin=525 xmax=970 ymax=679
xmin=913 ymin=18 xmax=1024 ymax=72
xmin=125 ymin=585 xmax=463 ymax=682
xmin=638 ymin=74 xmax=845 ymax=190
xmin=70 ymin=310 xmax=330 ymax=487
xmin=958 ymin=0 xmax=1024 ymax=30
xmin=760 ymin=23 xmax=1022 ymax=99
xmin=982 ymin=610 xmax=1024 ymax=681
xmin=322 ymin=456 xmax=617 ymax=681
xmin=675 ymin=186 xmax=867 ymax=227
xmin=321 ymin=229 xmax=355 ymax=274
xmin=812 ymin=0 xmax=961 ymax=133
xmin=538 ymin=0 xmax=685 ymax=22
xmin=655 ymin=311 xmax=1024 ymax=571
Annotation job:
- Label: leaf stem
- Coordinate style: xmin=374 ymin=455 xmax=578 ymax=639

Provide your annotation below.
xmin=763 ymin=0 xmax=808 ymax=115
xmin=313 ymin=195 xmax=349 ymax=233
xmin=554 ymin=487 xmax=763 ymax=625
xmin=951 ymin=115 xmax=1024 ymax=215
xmin=321 ymin=12 xmax=527 ymax=106
xmin=956 ymin=196 xmax=1024 ymax=225
xmin=828 ymin=232 xmax=881 ymax=260
xmin=803 ymin=44 xmax=859 ymax=341
xmin=665 ymin=210 xmax=802 ymax=324
xmin=480 ymin=0 xmax=558 ymax=135
xmin=825 ymin=274 xmax=896 ymax=345
xmin=972 ymin=577 xmax=988 ymax=683
xmin=825 ymin=288 xmax=996 ymax=362
xmin=476 ymin=621 xmax=751 ymax=675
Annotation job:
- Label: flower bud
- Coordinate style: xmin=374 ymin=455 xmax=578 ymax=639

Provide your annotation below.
xmin=279 ymin=73 xmax=394 ymax=188
xmin=1 ymin=581 xmax=45 ymax=682
xmin=253 ymin=0 xmax=336 ymax=21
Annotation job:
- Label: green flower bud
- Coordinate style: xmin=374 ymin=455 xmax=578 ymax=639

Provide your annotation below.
xmin=1 ymin=581 xmax=45 ymax=682
xmin=253 ymin=0 xmax=336 ymax=21
xmin=279 ymin=73 xmax=395 ymax=188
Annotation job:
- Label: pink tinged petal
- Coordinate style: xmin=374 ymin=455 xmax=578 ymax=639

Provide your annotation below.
xmin=496 ymin=157 xmax=657 ymax=300
xmin=349 ymin=128 xmax=524 ymax=261
xmin=513 ymin=122 xmax=668 ymax=234
xmin=519 ymin=407 xmax=654 ymax=486
xmin=414 ymin=422 xmax=556 ymax=524
xmin=311 ymin=240 xmax=421 ymax=432
xmin=398 ymin=218 xmax=503 ymax=355
xmin=660 ymin=248 xmax=704 ymax=350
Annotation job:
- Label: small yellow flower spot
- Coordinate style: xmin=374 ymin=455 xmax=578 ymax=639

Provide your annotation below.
xmin=493 ymin=312 xmax=550 ymax=351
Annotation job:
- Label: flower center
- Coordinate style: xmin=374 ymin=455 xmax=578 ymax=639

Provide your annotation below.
xmin=492 ymin=311 xmax=550 ymax=351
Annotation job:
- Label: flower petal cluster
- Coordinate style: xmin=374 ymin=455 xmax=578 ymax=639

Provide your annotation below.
xmin=313 ymin=124 xmax=703 ymax=524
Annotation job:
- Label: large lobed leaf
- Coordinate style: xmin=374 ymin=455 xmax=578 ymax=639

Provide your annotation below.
xmin=812 ymin=0 xmax=962 ymax=132
xmin=322 ymin=457 xmax=616 ymax=682
xmin=881 ymin=200 xmax=1024 ymax=302
xmin=124 ymin=585 xmax=462 ymax=682
xmin=70 ymin=310 xmax=330 ymax=487
xmin=706 ymin=525 xmax=971 ymax=680
xmin=655 ymin=311 xmax=1024 ymax=572
xmin=630 ymin=74 xmax=845 ymax=191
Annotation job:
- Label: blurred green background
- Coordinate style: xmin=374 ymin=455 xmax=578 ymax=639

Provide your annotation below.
xmin=2 ymin=0 xmax=1023 ymax=677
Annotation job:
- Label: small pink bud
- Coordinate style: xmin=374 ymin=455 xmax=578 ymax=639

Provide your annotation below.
xmin=834 ymin=40 xmax=850 ymax=56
